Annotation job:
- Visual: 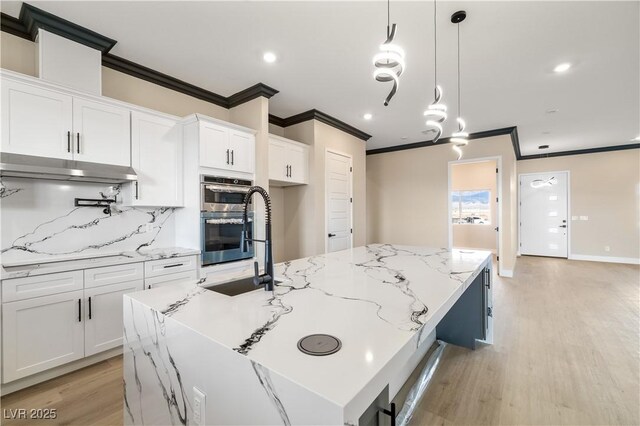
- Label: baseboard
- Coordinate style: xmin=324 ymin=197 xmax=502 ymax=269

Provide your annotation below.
xmin=1 ymin=347 xmax=122 ymax=396
xmin=569 ymin=254 xmax=640 ymax=265
xmin=499 ymin=268 xmax=514 ymax=277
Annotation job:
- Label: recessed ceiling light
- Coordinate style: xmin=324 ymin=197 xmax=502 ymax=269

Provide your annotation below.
xmin=633 ymin=135 xmax=640 ymax=141
xmin=263 ymin=52 xmax=277 ymax=63
xmin=553 ymin=62 xmax=571 ymax=73
xmin=546 ymin=109 xmax=559 ymax=114
xmin=363 ymin=113 xmax=373 ymax=120
xmin=538 ymin=145 xmax=550 ymax=149
xmin=401 ymin=136 xmax=408 ymax=140
xmin=542 ymin=131 xmax=551 ymax=135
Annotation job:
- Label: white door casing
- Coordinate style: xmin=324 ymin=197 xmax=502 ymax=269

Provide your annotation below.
xmin=519 ymin=171 xmax=569 ymax=258
xmin=326 ymin=150 xmax=353 ymax=253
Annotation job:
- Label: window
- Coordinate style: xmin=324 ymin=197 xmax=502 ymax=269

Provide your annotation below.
xmin=452 ymin=190 xmax=491 ymax=225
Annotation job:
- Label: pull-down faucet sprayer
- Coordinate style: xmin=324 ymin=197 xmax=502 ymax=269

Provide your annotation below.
xmin=240 ymin=186 xmax=274 ymax=292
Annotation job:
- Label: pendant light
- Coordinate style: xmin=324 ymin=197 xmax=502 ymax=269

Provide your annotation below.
xmin=424 ymin=0 xmax=447 ymax=142
xmin=450 ymin=10 xmax=469 ymax=159
xmin=373 ymin=0 xmax=405 ymax=106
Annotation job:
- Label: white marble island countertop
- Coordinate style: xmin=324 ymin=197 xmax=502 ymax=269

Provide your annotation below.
xmin=125 ymin=244 xmax=491 ymax=424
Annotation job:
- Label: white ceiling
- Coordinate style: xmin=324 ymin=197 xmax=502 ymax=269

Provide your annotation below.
xmin=3 ymin=1 xmax=639 ymax=154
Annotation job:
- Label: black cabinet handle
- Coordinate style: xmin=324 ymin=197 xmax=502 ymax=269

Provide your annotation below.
xmin=76 ymin=133 xmax=80 ymax=154
xmin=163 ymin=263 xmax=184 ymax=269
xmin=289 ymin=165 xmax=292 ymax=177
xmin=559 ymin=225 xmax=567 ymax=228
xmin=231 ymin=150 xmax=234 ymax=165
xmin=328 ymin=233 xmax=336 ymax=237
xmin=88 ymin=296 xmax=92 ymax=320
xmin=78 ymin=298 xmax=82 ymax=322
xmin=67 ymin=131 xmax=71 ymax=152
xmin=380 ymin=403 xmax=396 ymax=426
xmin=226 ymin=149 xmax=230 ymax=164
xmin=485 ymin=267 xmax=491 ymax=289
xmin=135 ymin=181 xmax=139 ymax=200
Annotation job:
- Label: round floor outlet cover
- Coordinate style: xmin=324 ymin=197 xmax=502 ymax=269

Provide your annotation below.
xmin=297 ymin=334 xmax=342 ymax=356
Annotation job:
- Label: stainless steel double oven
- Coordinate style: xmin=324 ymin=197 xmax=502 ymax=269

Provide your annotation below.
xmin=200 ymin=175 xmax=254 ymax=266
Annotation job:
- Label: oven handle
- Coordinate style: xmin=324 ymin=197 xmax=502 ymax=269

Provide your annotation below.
xmin=205 ymin=218 xmax=253 ymax=225
xmin=204 ymin=184 xmax=251 ymax=193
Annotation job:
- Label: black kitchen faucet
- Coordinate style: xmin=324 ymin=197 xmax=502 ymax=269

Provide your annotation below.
xmin=240 ymin=186 xmax=275 ymax=292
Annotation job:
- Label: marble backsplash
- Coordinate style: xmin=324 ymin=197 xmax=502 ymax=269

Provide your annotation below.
xmin=0 ymin=178 xmax=176 ymax=265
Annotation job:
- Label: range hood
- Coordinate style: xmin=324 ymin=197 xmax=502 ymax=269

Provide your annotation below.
xmin=0 ymin=153 xmax=137 ymax=184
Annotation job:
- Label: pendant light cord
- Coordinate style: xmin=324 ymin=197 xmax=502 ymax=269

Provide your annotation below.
xmin=457 ymin=23 xmax=461 ymax=119
xmin=434 ymin=0 xmax=437 ymax=89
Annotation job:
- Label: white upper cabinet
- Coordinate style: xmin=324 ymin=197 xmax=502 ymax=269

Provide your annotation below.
xmin=1 ymin=79 xmax=73 ymax=159
xmin=229 ymin=129 xmax=255 ymax=174
xmin=268 ymin=135 xmax=309 ymax=186
xmin=72 ymin=97 xmax=131 ymax=167
xmin=130 ymin=111 xmax=183 ymax=207
xmin=200 ymin=121 xmax=231 ymax=170
xmin=193 ymin=116 xmax=255 ymax=175
xmin=1 ymin=75 xmax=131 ymax=167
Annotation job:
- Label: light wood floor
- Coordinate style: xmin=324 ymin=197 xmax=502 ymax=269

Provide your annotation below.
xmin=2 ymin=256 xmax=639 ymax=425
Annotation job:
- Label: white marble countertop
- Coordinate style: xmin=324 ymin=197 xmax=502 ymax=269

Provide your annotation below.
xmin=0 ymin=247 xmax=200 ymax=280
xmin=125 ymin=244 xmax=491 ymax=413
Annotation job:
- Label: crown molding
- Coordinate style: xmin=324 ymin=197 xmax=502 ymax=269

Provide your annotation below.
xmin=102 ymin=54 xmax=230 ymax=108
xmin=269 ymin=110 xmax=371 ymax=141
xmin=519 ymin=142 xmax=640 ymax=160
xmin=366 ymin=127 xmax=516 ymax=155
xmin=0 ymin=13 xmax=29 ymax=40
xmin=20 ymin=3 xmax=117 ymax=53
xmin=228 ymin=83 xmax=279 ymax=108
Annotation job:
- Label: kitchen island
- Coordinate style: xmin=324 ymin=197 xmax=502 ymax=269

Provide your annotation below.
xmin=123 ymin=244 xmax=492 ymax=425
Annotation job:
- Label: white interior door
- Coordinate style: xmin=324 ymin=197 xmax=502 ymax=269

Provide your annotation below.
xmin=326 ymin=151 xmax=352 ymax=253
xmin=520 ymin=172 xmax=569 ymax=258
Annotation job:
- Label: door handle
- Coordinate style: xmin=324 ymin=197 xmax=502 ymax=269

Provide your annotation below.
xmin=328 ymin=233 xmax=336 ymax=237
xmin=76 ymin=133 xmax=80 ymax=154
xmin=559 ymin=225 xmax=567 ymax=228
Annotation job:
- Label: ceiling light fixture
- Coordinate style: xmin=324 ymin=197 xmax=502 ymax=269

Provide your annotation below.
xmin=553 ymin=62 xmax=571 ymax=73
xmin=450 ymin=10 xmax=468 ymax=160
xmin=633 ymin=135 xmax=640 ymax=141
xmin=363 ymin=113 xmax=373 ymax=120
xmin=424 ymin=0 xmax=447 ymax=143
xmin=263 ymin=52 xmax=277 ymax=63
xmin=373 ymin=0 xmax=405 ymax=106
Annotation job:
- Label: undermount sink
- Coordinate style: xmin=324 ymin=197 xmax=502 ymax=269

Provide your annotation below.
xmin=204 ymin=277 xmax=282 ymax=296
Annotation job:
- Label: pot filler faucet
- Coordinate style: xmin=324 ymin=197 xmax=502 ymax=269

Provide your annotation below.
xmin=240 ymin=186 xmax=275 ymax=292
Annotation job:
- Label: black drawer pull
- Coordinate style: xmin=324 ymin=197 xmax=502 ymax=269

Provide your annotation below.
xmin=67 ymin=131 xmax=71 ymax=152
xmin=77 ymin=298 xmax=82 ymax=322
xmin=88 ymin=296 xmax=92 ymax=319
xmin=163 ymin=263 xmax=184 ymax=269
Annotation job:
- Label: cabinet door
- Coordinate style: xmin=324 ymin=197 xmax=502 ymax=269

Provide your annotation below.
xmin=229 ymin=130 xmax=255 ymax=174
xmin=73 ymin=97 xmax=131 ymax=167
xmin=1 ymin=79 xmax=73 ymax=159
xmin=268 ymin=139 xmax=287 ymax=181
xmin=287 ymin=144 xmax=308 ymax=184
xmin=84 ymin=280 xmax=143 ymax=356
xmin=131 ymin=111 xmax=183 ymax=207
xmin=200 ymin=122 xmax=230 ymax=169
xmin=2 ymin=290 xmax=84 ymax=383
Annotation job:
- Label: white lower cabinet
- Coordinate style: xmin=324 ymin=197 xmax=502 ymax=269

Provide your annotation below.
xmin=1 ymin=257 xmax=196 ymax=384
xmin=84 ymin=280 xmax=143 ymax=357
xmin=2 ymin=290 xmax=84 ymax=383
